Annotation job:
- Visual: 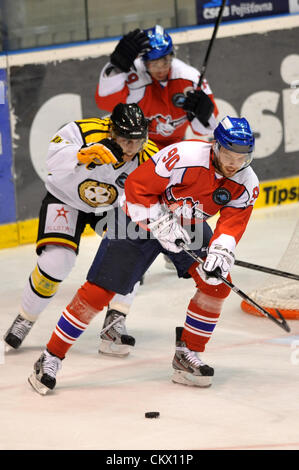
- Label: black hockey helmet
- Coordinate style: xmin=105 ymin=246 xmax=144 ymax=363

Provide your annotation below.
xmin=111 ymin=103 xmax=148 ymax=140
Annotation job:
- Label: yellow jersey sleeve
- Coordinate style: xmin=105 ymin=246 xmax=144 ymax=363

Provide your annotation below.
xmin=74 ymin=117 xmax=112 ymax=146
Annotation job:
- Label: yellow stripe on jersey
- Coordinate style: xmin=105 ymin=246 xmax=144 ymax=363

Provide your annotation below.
xmin=31 ymin=265 xmax=60 ymax=298
xmin=51 ymin=135 xmax=63 ymax=143
xmin=36 ymin=238 xmax=78 ymax=251
xmin=75 ymin=118 xmax=159 ymax=166
xmin=75 ymin=117 xmax=112 ymax=146
xmin=139 ymin=139 xmax=159 ymax=165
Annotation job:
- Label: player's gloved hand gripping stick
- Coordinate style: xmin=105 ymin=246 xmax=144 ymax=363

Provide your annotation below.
xmin=175 ymin=239 xmax=291 ymax=333
xmin=148 ymin=209 xmax=191 ymax=253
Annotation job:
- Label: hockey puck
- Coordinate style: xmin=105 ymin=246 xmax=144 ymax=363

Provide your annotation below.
xmin=145 ymin=411 xmax=160 ymax=419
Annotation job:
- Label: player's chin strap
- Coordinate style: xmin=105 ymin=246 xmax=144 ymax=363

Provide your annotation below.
xmin=175 ymin=240 xmax=291 ymax=333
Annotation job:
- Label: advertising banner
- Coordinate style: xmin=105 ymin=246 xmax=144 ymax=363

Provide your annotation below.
xmin=196 ymin=0 xmax=290 ymax=25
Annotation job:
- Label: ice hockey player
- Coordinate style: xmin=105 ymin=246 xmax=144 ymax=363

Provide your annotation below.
xmin=95 ymin=24 xmax=219 ymax=151
xmin=28 ymin=116 xmax=259 ymax=395
xmin=4 ymin=103 xmax=158 ymax=357
xmin=96 ymin=23 xmax=219 ymax=289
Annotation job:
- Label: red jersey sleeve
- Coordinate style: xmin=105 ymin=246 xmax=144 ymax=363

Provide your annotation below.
xmin=211 ymin=205 xmax=254 ymax=249
xmin=95 ymin=83 xmax=129 ymax=112
xmin=124 ymin=159 xmax=169 ymax=221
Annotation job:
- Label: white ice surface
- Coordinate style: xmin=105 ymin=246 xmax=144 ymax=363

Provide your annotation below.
xmin=0 ymin=203 xmax=299 ymax=450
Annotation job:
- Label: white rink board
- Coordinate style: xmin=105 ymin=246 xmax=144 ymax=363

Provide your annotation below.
xmin=0 ymin=204 xmax=299 ymax=451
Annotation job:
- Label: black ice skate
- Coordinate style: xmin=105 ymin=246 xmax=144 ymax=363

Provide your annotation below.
xmin=99 ymin=309 xmax=135 ymax=357
xmin=28 ymin=349 xmax=62 ymax=395
xmin=4 ymin=314 xmax=35 ymax=350
xmin=172 ymin=327 xmax=214 ymax=387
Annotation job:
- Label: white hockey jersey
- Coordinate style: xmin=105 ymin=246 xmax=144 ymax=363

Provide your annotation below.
xmin=45 ymin=117 xmax=158 ymax=215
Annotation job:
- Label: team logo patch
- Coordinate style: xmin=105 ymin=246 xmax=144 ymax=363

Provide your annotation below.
xmin=172 ymin=93 xmax=186 ymax=108
xmin=78 ymin=180 xmax=118 ymax=208
xmin=45 ymin=204 xmax=77 ymax=236
xmin=115 ymin=172 xmax=129 ymax=189
xmin=212 ymin=188 xmax=232 ymax=205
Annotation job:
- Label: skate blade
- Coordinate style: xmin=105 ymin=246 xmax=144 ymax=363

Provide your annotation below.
xmin=28 ymin=373 xmax=51 ymax=395
xmin=98 ymin=339 xmax=131 ymax=357
xmin=172 ymin=369 xmax=212 ymax=388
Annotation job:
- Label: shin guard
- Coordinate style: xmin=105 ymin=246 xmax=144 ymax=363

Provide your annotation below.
xmin=47 ymin=281 xmax=114 ymax=358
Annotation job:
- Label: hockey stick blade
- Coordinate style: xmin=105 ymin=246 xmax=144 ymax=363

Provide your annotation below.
xmin=234 ymin=259 xmax=299 ymax=281
xmin=175 ymin=240 xmax=291 ymax=333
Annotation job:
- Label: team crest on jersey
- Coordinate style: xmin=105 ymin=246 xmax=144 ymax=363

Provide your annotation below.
xmin=115 ymin=172 xmax=128 ymax=189
xmin=172 ymin=86 xmax=194 ymax=108
xmin=212 ymin=188 xmax=232 ymax=205
xmin=172 ymin=93 xmax=186 ymax=108
xmin=148 ymin=114 xmax=187 ymax=137
xmin=166 ymin=189 xmax=211 ymax=220
xmin=78 ymin=179 xmax=118 ymax=208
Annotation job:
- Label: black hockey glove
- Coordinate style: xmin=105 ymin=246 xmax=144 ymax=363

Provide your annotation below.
xmin=182 ymin=89 xmax=214 ymax=127
xmin=110 ymin=29 xmax=150 ymax=73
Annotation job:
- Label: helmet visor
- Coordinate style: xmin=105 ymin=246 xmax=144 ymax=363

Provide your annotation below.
xmin=111 ymin=123 xmax=148 ymax=141
xmin=113 ymin=134 xmax=147 ymax=155
xmin=214 ymin=143 xmax=253 ymax=171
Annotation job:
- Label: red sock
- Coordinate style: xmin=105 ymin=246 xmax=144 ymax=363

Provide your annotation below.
xmin=182 ymin=263 xmax=231 ymax=352
xmin=47 ymin=281 xmax=114 ymax=359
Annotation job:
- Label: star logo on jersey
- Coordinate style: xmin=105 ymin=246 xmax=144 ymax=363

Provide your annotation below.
xmin=53 ymin=207 xmax=69 ymax=223
xmin=148 ymin=114 xmax=187 ymax=137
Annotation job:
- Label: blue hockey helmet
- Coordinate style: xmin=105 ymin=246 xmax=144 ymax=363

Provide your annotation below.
xmin=214 ymin=116 xmax=255 ymax=154
xmin=213 ymin=116 xmax=255 ymax=170
xmin=142 ymin=25 xmax=173 ymax=61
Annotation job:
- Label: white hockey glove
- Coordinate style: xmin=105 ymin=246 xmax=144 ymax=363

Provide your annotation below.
xmin=148 ymin=211 xmax=191 ymax=254
xmin=197 ymin=244 xmax=235 ymax=285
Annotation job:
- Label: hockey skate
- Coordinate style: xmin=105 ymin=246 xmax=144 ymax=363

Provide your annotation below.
xmin=172 ymin=327 xmax=214 ymax=387
xmin=4 ymin=314 xmax=34 ymax=350
xmin=28 ymin=349 xmax=62 ymax=395
xmin=98 ymin=309 xmax=135 ymax=357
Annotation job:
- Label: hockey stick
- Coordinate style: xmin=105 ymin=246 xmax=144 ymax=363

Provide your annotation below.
xmin=175 ymin=0 xmax=226 ymax=111
xmin=234 ymin=259 xmax=299 ymax=282
xmin=197 ymin=0 xmax=227 ymax=88
xmin=175 ymin=241 xmax=291 ymax=333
